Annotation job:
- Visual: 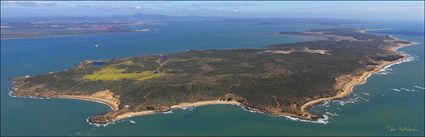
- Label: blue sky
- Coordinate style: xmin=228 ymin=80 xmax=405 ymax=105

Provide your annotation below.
xmin=1 ymin=1 xmax=424 ymax=21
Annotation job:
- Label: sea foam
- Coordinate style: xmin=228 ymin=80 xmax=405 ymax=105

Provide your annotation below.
xmin=413 ymin=85 xmax=425 ymax=90
xmin=161 ymin=110 xmax=174 ymax=114
xmin=392 ymin=88 xmax=402 ymax=92
xmin=392 ymin=87 xmax=421 ymax=93
xmin=400 ymin=88 xmax=417 ymax=92
xmin=376 ymin=53 xmax=416 ymax=75
xmin=283 ymin=114 xmax=329 ymax=124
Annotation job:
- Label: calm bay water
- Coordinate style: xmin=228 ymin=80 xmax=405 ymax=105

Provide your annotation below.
xmin=1 ymin=20 xmax=423 ymax=136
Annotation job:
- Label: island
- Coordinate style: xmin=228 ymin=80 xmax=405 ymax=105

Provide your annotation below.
xmin=0 ymin=14 xmax=162 ymax=39
xmin=10 ymin=28 xmax=415 ymax=125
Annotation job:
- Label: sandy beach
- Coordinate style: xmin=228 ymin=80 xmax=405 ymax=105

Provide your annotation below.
xmin=14 ymin=30 xmax=416 ymax=124
xmin=51 ymin=91 xmax=241 ymax=124
xmin=55 ymin=90 xmax=119 ymax=111
xmin=113 ymin=100 xmax=240 ymax=121
xmin=52 ymin=92 xmax=241 ymax=123
xmin=300 ymin=40 xmax=417 ymax=117
xmin=50 ymin=40 xmax=417 ymax=124
xmin=300 ymin=60 xmax=396 ymax=114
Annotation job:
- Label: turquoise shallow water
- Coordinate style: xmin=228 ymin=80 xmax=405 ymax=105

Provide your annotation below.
xmin=1 ymin=20 xmax=423 ymax=136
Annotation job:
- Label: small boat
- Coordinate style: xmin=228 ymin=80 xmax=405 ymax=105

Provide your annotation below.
xmin=95 ymin=43 xmax=100 ymax=48
xmin=129 ymin=120 xmax=136 ymax=124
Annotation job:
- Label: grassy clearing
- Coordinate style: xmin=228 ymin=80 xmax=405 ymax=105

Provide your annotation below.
xmin=118 ymin=60 xmax=135 ymax=65
xmin=83 ymin=67 xmax=166 ymax=81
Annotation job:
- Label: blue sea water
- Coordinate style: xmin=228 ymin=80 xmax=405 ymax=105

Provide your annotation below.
xmin=1 ymin=20 xmax=423 ymax=136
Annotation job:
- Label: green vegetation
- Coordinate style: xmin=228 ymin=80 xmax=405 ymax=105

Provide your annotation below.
xmin=83 ymin=67 xmax=167 ymax=81
xmin=11 ymin=28 xmax=409 ymax=124
xmin=169 ymin=58 xmax=223 ymax=62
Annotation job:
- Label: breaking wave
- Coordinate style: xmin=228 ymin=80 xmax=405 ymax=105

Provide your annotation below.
xmin=87 ymin=118 xmax=115 ymax=127
xmin=180 ymin=106 xmax=195 ymax=111
xmin=334 ymin=92 xmax=370 ymax=106
xmin=161 ymin=110 xmax=174 ymax=114
xmin=239 ymin=105 xmax=330 ymax=124
xmin=400 ymin=88 xmax=417 ymax=92
xmin=8 ymin=90 xmax=50 ymax=99
xmin=413 ymin=85 xmax=425 ymax=90
xmin=392 ymin=88 xmax=402 ymax=92
xmin=283 ymin=114 xmax=329 ymax=124
xmin=376 ymin=53 xmax=417 ymax=75
xmin=391 ymin=85 xmax=424 ymax=93
xmin=86 ymin=117 xmax=139 ymax=127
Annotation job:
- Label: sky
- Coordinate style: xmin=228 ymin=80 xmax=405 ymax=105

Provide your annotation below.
xmin=1 ymin=1 xmax=424 ymax=21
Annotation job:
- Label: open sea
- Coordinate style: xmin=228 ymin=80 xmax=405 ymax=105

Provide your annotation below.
xmin=1 ymin=20 xmax=424 ymax=136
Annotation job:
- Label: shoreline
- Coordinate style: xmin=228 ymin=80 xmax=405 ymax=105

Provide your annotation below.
xmin=55 ymin=95 xmax=119 ymax=111
xmin=7 ymin=29 xmax=419 ymax=126
xmin=300 ymin=40 xmax=417 ymax=117
xmin=113 ymin=100 xmax=241 ymax=121
xmin=0 ymin=30 xmax=132 ymax=40
xmin=1 ymin=33 xmax=85 ymax=40
xmin=11 ymin=41 xmax=417 ymax=126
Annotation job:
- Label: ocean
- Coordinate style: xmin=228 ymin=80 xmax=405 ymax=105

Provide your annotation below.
xmin=1 ymin=20 xmax=423 ymax=136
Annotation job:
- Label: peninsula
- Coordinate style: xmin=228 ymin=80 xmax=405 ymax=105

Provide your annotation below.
xmin=10 ymin=28 xmax=414 ymax=125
